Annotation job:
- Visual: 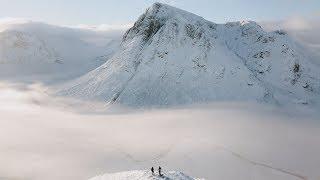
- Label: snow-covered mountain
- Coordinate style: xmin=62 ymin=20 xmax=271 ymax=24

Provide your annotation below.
xmin=89 ymin=170 xmax=202 ymax=180
xmin=0 ymin=30 xmax=60 ymax=64
xmin=59 ymin=3 xmax=320 ymax=107
xmin=0 ymin=21 xmax=122 ymax=83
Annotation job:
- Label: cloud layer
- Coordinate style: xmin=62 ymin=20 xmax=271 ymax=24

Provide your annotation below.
xmin=0 ymin=83 xmax=319 ymax=180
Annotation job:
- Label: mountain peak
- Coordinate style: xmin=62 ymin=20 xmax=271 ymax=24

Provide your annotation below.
xmin=60 ymin=3 xmax=320 ymax=107
xmin=122 ymin=2 xmax=205 ymax=43
xmin=148 ymin=2 xmax=166 ymax=12
xmin=146 ymin=2 xmax=200 ymax=19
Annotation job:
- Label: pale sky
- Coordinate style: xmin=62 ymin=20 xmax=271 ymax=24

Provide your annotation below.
xmin=0 ymin=0 xmax=319 ymax=26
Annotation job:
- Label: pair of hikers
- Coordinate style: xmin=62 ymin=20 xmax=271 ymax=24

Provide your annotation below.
xmin=151 ymin=166 xmax=163 ymax=176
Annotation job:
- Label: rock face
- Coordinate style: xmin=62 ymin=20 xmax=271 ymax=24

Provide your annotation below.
xmin=89 ymin=170 xmax=202 ymax=180
xmin=60 ymin=3 xmax=320 ymax=107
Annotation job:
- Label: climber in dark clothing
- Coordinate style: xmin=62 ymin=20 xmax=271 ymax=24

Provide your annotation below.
xmin=158 ymin=166 xmax=163 ymax=176
xmin=151 ymin=167 xmax=154 ymax=175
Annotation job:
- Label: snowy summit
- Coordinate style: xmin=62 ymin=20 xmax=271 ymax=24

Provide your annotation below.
xmin=89 ymin=170 xmax=203 ymax=180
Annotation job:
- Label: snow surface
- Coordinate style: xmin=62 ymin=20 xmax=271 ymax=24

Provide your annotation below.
xmin=89 ymin=170 xmax=202 ymax=180
xmin=59 ymin=3 xmax=320 ymax=107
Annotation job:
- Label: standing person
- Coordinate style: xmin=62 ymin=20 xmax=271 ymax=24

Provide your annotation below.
xmin=151 ymin=167 xmax=154 ymax=175
xmin=158 ymin=166 xmax=163 ymax=176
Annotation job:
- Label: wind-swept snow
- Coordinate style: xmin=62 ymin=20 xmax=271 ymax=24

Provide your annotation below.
xmin=59 ymin=3 xmax=320 ymax=107
xmin=89 ymin=170 xmax=202 ymax=180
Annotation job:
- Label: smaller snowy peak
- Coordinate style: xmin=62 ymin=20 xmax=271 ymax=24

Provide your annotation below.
xmin=224 ymin=20 xmax=265 ymax=38
xmin=89 ymin=170 xmax=203 ymax=180
xmin=225 ymin=20 xmax=262 ymax=28
xmin=0 ymin=30 xmax=61 ymax=64
xmin=0 ymin=21 xmax=122 ymax=83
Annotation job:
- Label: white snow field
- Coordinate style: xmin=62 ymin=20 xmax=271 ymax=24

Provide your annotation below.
xmin=89 ymin=170 xmax=202 ymax=180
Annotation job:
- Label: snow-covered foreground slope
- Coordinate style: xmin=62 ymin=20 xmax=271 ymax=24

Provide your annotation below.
xmin=59 ymin=3 xmax=320 ymax=107
xmin=0 ymin=21 xmax=122 ymax=83
xmin=89 ymin=170 xmax=202 ymax=180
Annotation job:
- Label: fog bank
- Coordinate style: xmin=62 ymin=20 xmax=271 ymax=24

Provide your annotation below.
xmin=0 ymin=83 xmax=319 ymax=180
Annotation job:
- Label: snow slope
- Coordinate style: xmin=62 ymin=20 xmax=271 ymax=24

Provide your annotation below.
xmin=60 ymin=3 xmax=320 ymax=107
xmin=0 ymin=21 xmax=122 ymax=83
xmin=89 ymin=170 xmax=202 ymax=180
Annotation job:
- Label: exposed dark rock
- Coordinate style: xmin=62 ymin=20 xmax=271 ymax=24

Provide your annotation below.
xmin=275 ymin=30 xmax=287 ymax=35
xmin=122 ymin=3 xmax=164 ymax=43
xmin=253 ymin=51 xmax=271 ymax=59
xmin=293 ymin=63 xmax=300 ymax=73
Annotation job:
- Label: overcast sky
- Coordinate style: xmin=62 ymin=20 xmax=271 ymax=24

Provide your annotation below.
xmin=0 ymin=0 xmax=319 ymax=26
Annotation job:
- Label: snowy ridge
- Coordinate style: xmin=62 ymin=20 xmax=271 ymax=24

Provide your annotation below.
xmin=0 ymin=21 xmax=121 ymax=83
xmin=223 ymin=20 xmax=320 ymax=104
xmin=89 ymin=170 xmax=203 ymax=180
xmin=0 ymin=30 xmax=61 ymax=64
xmin=59 ymin=3 xmax=320 ymax=107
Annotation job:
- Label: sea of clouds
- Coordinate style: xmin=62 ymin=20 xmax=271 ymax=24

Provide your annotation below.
xmin=0 ymin=82 xmax=319 ymax=180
